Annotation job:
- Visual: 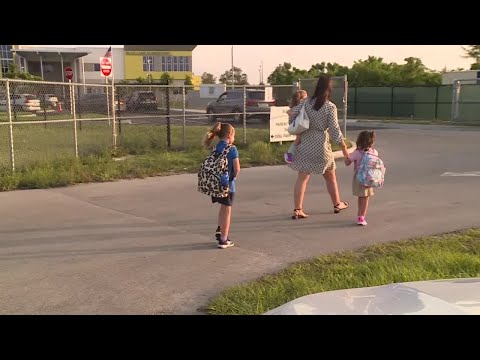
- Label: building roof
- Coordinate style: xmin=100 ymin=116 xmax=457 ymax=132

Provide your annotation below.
xmin=12 ymin=47 xmax=89 ymax=62
xmin=124 ymin=45 xmax=197 ymax=52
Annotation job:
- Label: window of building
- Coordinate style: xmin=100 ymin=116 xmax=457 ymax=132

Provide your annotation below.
xmin=172 ymin=56 xmax=178 ymax=71
xmin=0 ymin=45 xmax=13 ymax=60
xmin=19 ymin=57 xmax=26 ymax=72
xmin=158 ymin=56 xmax=192 ymax=72
xmin=143 ymin=56 xmax=154 ymax=72
xmin=1 ymin=59 xmax=12 ymax=76
xmin=161 ymin=57 xmax=167 ymax=72
xmin=93 ymin=63 xmax=100 ymax=71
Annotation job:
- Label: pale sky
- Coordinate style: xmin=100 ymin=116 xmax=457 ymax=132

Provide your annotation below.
xmin=31 ymin=45 xmax=471 ymax=83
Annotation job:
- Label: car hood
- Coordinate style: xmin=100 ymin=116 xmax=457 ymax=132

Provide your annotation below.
xmin=264 ymin=278 xmax=480 ymax=315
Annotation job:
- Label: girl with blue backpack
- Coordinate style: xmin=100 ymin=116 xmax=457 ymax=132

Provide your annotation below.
xmin=344 ymin=131 xmax=385 ymax=226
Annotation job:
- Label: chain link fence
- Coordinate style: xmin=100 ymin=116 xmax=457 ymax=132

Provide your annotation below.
xmin=0 ymin=79 xmax=301 ymax=171
xmin=451 ymin=81 xmax=480 ymax=122
xmin=343 ymin=84 xmax=480 ymax=122
xmin=3 ymin=77 xmax=476 ymax=173
xmin=0 ymin=78 xmax=114 ymax=171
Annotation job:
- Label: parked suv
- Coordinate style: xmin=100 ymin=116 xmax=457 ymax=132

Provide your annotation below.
xmin=125 ymin=91 xmax=157 ymax=111
xmin=206 ymin=89 xmax=276 ymax=123
xmin=75 ymin=93 xmax=125 ymax=114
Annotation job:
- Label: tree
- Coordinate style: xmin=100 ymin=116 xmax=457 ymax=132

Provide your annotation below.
xmin=160 ymin=72 xmax=173 ymax=84
xmin=471 ymin=63 xmax=480 ymax=70
xmin=462 ymin=45 xmax=480 ymax=70
xmin=201 ymin=72 xmax=216 ymax=84
xmin=184 ymin=75 xmax=193 ymax=86
xmin=266 ymin=56 xmax=443 ymax=87
xmin=219 ymin=66 xmax=249 ymax=85
xmin=267 ymin=62 xmax=306 ymax=85
xmin=4 ymin=63 xmax=42 ymax=81
xmin=135 ymin=76 xmax=147 ymax=83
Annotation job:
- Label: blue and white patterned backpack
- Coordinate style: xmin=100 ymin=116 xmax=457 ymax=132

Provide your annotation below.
xmin=356 ymin=150 xmax=386 ymax=188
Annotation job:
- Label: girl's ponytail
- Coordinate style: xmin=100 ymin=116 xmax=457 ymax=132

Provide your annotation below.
xmin=202 ymin=122 xmax=222 ymax=148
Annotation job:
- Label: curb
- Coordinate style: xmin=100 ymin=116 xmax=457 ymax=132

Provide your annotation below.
xmin=333 ymin=141 xmax=356 ymax=160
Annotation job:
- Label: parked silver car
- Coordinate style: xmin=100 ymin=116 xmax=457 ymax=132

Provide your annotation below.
xmin=206 ymin=89 xmax=276 ymax=123
xmin=264 ymin=278 xmax=480 ymax=315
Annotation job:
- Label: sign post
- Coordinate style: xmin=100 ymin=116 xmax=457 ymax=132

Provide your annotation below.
xmin=100 ymin=57 xmax=113 ymax=126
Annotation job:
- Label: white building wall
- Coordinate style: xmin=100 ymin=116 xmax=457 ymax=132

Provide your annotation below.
xmin=442 ymin=71 xmax=480 ymax=85
xmin=77 ymin=47 xmax=125 ymax=83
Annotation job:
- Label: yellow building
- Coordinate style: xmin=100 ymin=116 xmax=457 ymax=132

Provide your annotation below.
xmin=124 ymin=45 xmax=196 ymax=84
xmin=191 ymin=74 xmax=201 ymax=90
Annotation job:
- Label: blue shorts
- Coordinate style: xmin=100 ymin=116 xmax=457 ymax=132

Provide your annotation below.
xmin=211 ymin=192 xmax=235 ymax=207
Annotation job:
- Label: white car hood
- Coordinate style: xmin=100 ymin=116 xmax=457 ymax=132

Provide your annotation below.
xmin=264 ymin=278 xmax=480 ymax=315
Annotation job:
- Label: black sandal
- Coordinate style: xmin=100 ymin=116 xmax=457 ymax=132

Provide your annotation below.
xmin=334 ymin=202 xmax=349 ymax=214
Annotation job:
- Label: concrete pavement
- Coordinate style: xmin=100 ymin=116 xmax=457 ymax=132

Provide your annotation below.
xmin=0 ymin=127 xmax=479 ymax=314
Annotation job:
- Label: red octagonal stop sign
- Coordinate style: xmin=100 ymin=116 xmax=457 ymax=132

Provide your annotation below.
xmin=100 ymin=57 xmax=112 ymax=77
xmin=64 ymin=66 xmax=74 ymax=80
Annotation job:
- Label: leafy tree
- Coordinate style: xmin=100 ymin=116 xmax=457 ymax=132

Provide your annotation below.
xmin=267 ymin=56 xmax=442 ymax=86
xmin=160 ymin=72 xmax=173 ymax=84
xmin=201 ymin=72 xmax=216 ymax=84
xmin=4 ymin=63 xmax=42 ymax=81
xmin=219 ymin=66 xmax=249 ymax=85
xmin=267 ymin=62 xmax=306 ymax=85
xmin=184 ymin=75 xmax=193 ymax=86
xmin=462 ymin=45 xmax=480 ymax=70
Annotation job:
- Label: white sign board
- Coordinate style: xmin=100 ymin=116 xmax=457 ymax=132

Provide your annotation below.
xmin=269 ymin=106 xmax=295 ymax=143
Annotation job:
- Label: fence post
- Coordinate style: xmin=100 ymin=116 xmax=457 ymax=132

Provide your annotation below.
xmin=116 ymin=85 xmax=122 ymax=135
xmin=243 ymin=85 xmax=247 ymax=144
xmin=5 ymin=80 xmax=15 ymax=172
xmin=390 ymin=87 xmax=394 ymax=117
xmin=106 ymin=80 xmax=111 ymax=127
xmin=354 ymin=87 xmax=357 ymax=116
xmin=70 ymin=80 xmax=79 ymax=158
xmin=76 ymin=86 xmax=82 ymax=131
xmin=451 ymin=80 xmax=461 ymax=122
xmin=434 ymin=86 xmax=439 ymax=120
xmin=182 ymin=85 xmax=186 ymax=148
xmin=165 ymin=83 xmax=171 ymax=149
xmin=111 ymin=81 xmax=117 ymax=150
xmin=343 ymin=75 xmax=348 ymax=138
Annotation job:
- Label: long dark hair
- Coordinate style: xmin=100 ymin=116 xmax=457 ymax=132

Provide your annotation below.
xmin=311 ymin=75 xmax=333 ymax=111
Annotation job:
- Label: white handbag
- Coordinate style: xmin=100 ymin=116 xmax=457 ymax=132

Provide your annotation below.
xmin=287 ymin=101 xmax=309 ymax=135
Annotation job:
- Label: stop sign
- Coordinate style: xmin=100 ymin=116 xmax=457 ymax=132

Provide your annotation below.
xmin=64 ymin=66 xmax=74 ymax=80
xmin=100 ymin=57 xmax=112 ymax=77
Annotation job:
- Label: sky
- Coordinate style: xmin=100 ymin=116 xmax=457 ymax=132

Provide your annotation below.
xmin=30 ymin=45 xmax=472 ymax=83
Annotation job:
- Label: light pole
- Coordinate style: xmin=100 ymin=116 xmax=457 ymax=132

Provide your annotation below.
xmin=231 ymin=45 xmax=234 ymax=89
xmin=147 ymin=58 xmax=152 ymax=90
xmin=261 ymin=60 xmax=264 ymax=85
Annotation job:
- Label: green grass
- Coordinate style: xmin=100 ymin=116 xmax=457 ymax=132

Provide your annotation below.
xmin=0 ymin=124 xmax=351 ymax=191
xmin=207 ymin=228 xmax=480 ymax=315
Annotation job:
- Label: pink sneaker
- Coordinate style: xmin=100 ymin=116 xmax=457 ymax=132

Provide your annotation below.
xmin=357 ymin=217 xmax=367 ymax=226
xmin=284 ymin=153 xmax=293 ymax=164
